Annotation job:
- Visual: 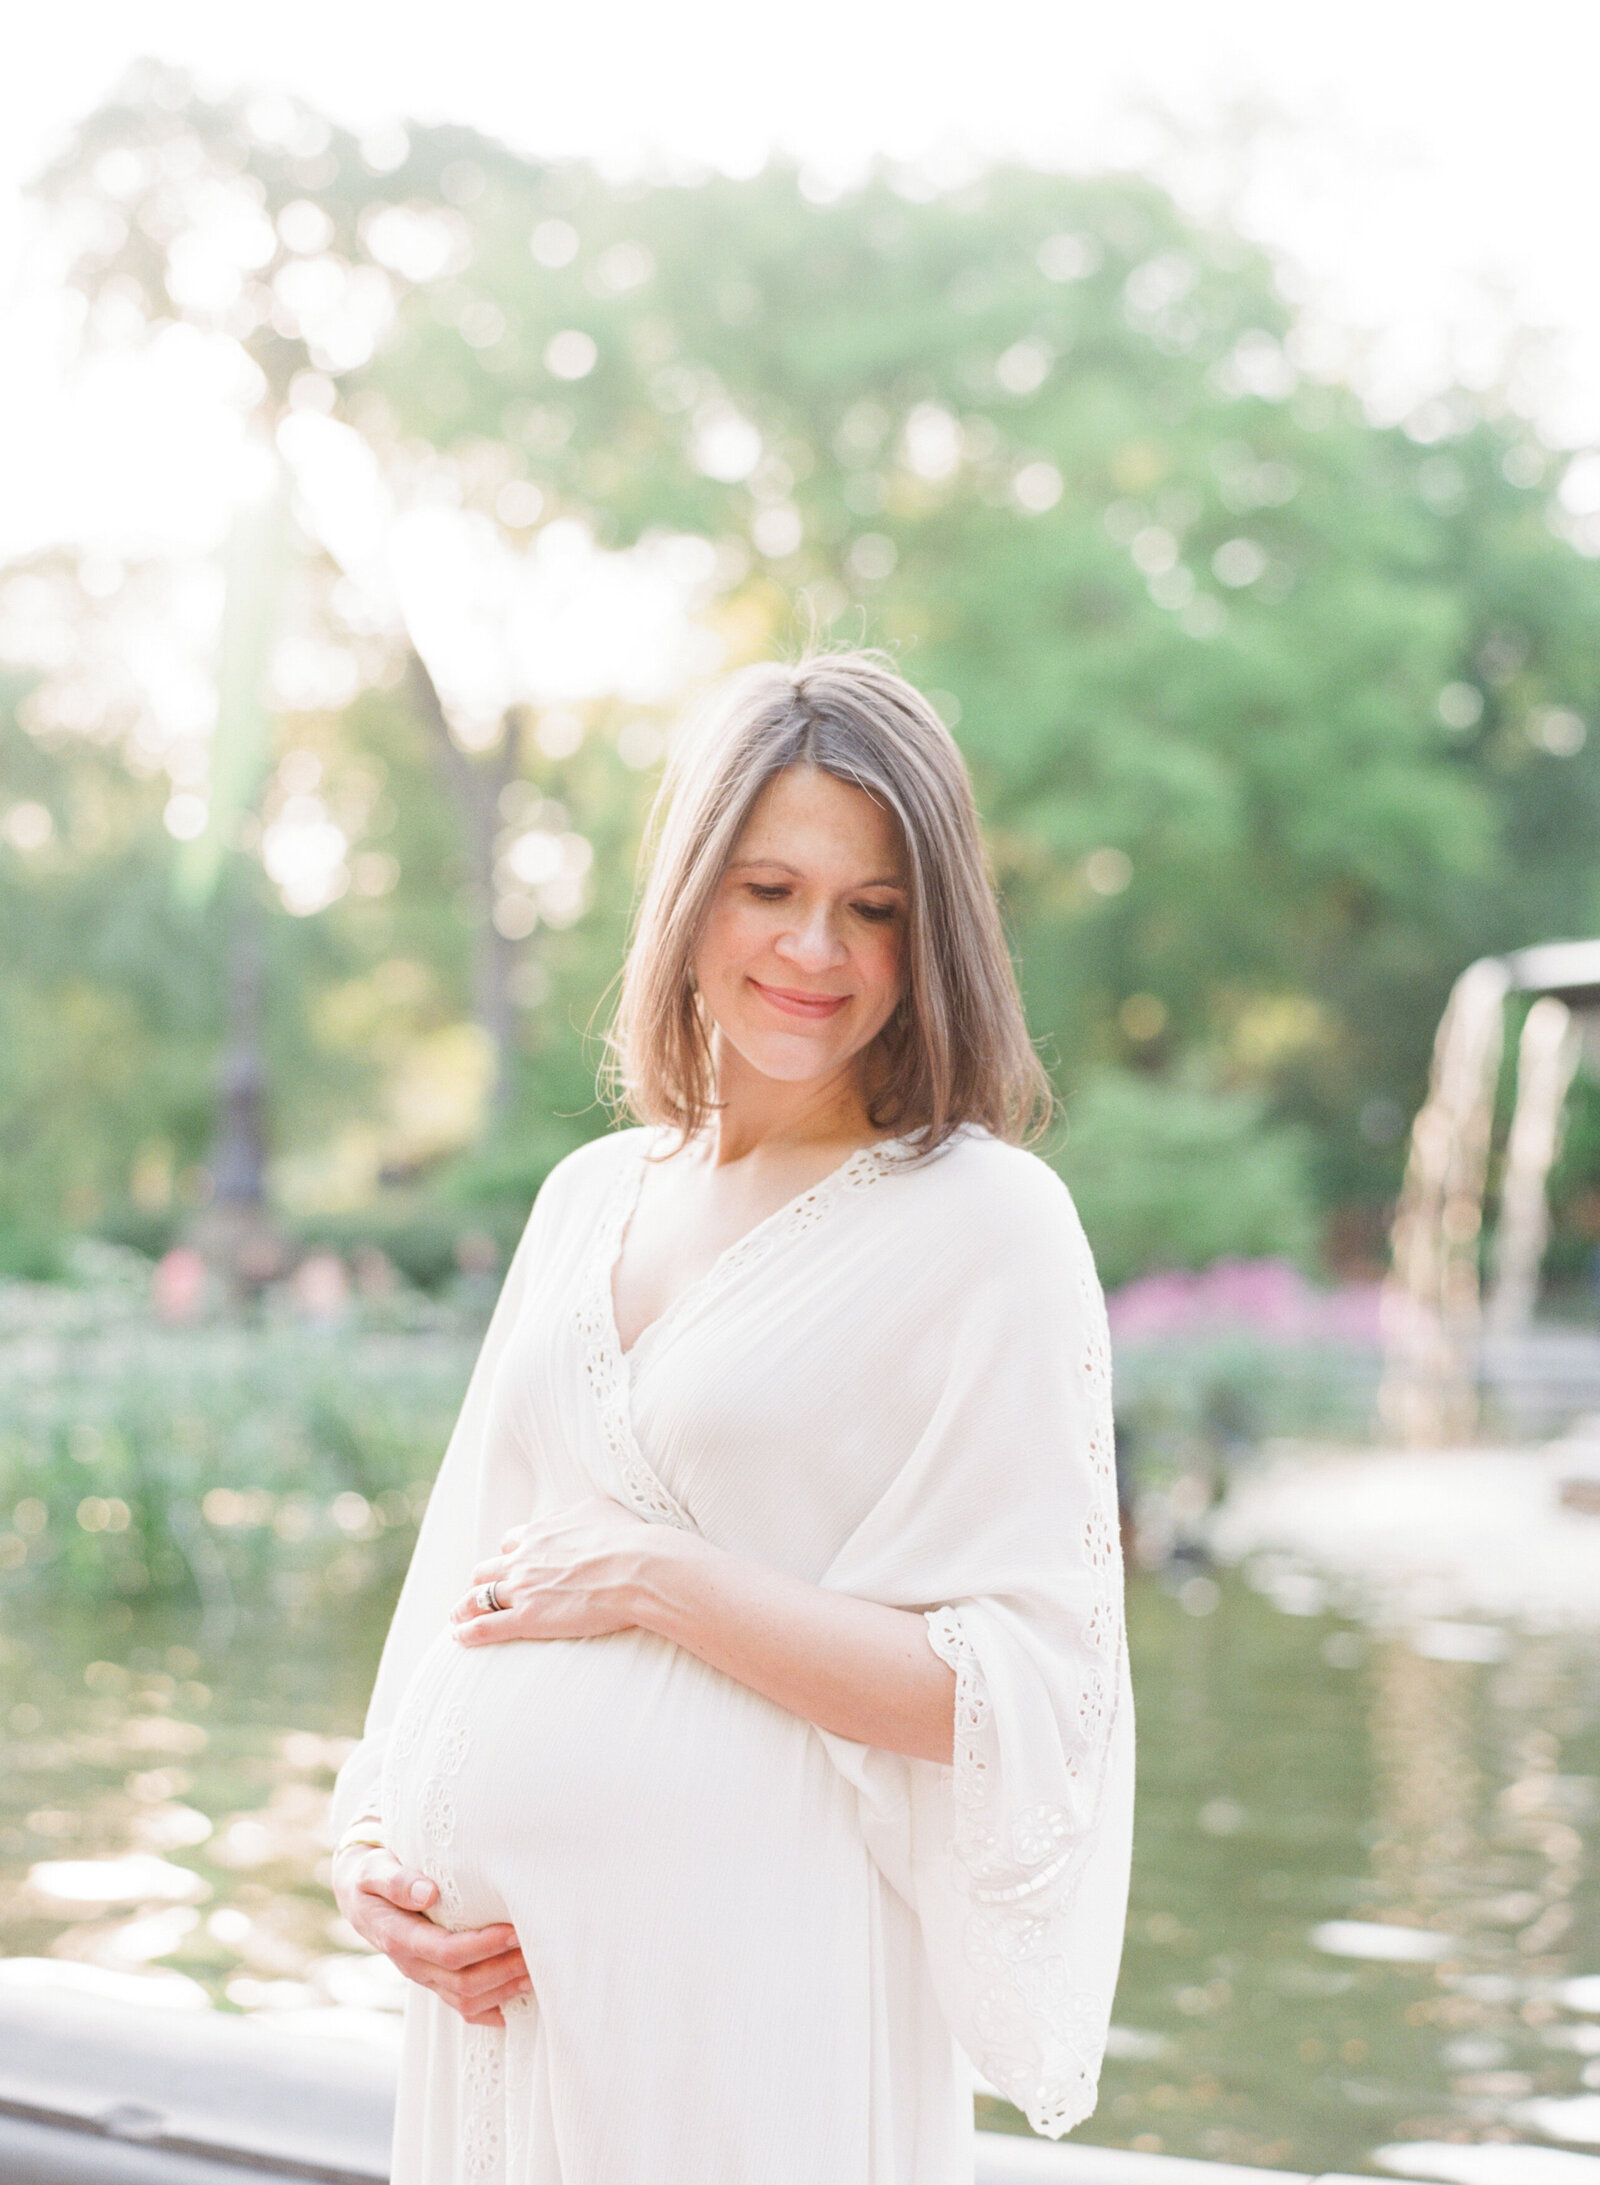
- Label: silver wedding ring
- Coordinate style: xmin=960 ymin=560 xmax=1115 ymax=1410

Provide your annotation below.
xmin=476 ymin=1581 xmax=503 ymax=1614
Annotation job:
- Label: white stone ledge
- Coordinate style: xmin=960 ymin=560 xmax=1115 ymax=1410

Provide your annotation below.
xmin=2 ymin=1982 xmax=1595 ymax=2185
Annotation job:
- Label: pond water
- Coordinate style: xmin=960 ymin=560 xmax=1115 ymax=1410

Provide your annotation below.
xmin=2 ymin=1566 xmax=1598 ymax=2176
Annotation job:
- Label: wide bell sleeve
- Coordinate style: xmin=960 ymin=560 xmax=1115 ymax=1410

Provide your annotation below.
xmin=821 ymin=1146 xmax=1133 ymax=2140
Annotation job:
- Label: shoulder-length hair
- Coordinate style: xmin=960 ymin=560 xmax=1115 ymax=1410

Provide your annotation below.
xmin=609 ymin=650 xmax=1051 ymax=1153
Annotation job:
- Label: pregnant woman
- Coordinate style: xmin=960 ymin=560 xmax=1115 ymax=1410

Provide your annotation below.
xmin=330 ymin=652 xmax=1133 ymax=2185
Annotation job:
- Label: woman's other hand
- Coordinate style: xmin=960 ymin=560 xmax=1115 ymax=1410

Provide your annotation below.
xmin=331 ymin=1846 xmax=530 ymax=2027
xmin=451 ymin=1494 xmax=656 ymax=1647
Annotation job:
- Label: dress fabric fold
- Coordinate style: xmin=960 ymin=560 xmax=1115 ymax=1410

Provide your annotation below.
xmin=333 ymin=1125 xmax=1133 ymax=2185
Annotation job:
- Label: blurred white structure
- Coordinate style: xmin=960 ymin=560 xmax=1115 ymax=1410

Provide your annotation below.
xmin=1382 ymin=941 xmax=1600 ymax=1444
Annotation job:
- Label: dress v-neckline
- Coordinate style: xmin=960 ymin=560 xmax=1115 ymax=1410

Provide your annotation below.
xmin=573 ymin=1127 xmax=917 ymax=1530
xmin=608 ymin=1128 xmax=914 ymax=1365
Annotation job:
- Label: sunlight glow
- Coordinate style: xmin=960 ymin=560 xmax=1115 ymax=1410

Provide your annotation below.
xmin=28 ymin=1855 xmax=209 ymax=1905
xmin=693 ymin=406 xmax=762 ymax=485
xmin=902 ymin=404 xmax=962 ymax=484
xmin=262 ymin=795 xmax=350 ymax=915
xmin=544 ymin=329 xmax=597 ymax=381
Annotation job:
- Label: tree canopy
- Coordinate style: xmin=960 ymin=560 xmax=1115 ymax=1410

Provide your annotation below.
xmin=5 ymin=65 xmax=1599 ymax=1282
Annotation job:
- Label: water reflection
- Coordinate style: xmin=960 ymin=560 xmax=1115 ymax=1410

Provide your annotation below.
xmin=1 ymin=1575 xmax=1597 ymax=2170
xmin=0 ymin=1596 xmax=398 ymax=2043
xmin=1000 ymin=1574 xmax=1600 ymax=2171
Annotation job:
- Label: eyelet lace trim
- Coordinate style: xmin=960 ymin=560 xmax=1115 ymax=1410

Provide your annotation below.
xmin=575 ymin=1148 xmax=698 ymax=1528
xmin=382 ymin=1638 xmax=507 ymax=2178
xmin=415 ymin=1688 xmax=509 ymax=2179
xmin=923 ymin=1237 xmax=1125 ymax=2141
xmin=576 ymin=1133 xmax=916 ymax=1528
xmin=459 ymin=2013 xmax=506 ymax=2182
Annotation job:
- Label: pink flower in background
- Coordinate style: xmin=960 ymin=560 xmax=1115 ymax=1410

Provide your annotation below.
xmin=1106 ymin=1258 xmax=1383 ymax=1348
xmin=152 ymin=1246 xmax=207 ymax=1325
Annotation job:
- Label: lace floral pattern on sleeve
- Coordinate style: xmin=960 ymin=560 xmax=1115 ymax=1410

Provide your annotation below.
xmin=922 ymin=1233 xmax=1126 ymax=2140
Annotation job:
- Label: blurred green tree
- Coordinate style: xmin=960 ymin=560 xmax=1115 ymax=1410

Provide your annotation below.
xmin=1052 ymin=1070 xmax=1317 ymax=1287
xmin=9 ymin=68 xmax=1600 ymax=1282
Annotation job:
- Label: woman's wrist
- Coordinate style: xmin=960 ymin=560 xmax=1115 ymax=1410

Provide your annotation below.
xmin=623 ymin=1522 xmax=718 ymax=1639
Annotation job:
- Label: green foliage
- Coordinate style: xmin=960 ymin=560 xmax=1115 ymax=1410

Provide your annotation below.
xmin=289 ymin=1196 xmax=530 ymax=1290
xmin=1539 ymin=1067 xmax=1600 ymax=1291
xmin=1055 ymin=1070 xmax=1318 ymax=1287
xmin=0 ymin=1275 xmax=479 ymax=1604
xmin=10 ymin=75 xmax=1600 ymax=1282
xmin=1112 ymin=1332 xmax=1379 ymax=1471
xmin=0 ymin=683 xmax=221 ymax=1244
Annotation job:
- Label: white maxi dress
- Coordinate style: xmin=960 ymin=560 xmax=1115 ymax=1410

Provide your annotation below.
xmin=332 ymin=1125 xmax=1134 ymax=2185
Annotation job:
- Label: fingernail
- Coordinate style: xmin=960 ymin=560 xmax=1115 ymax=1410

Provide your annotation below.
xmin=412 ymin=1882 xmax=430 ymax=1904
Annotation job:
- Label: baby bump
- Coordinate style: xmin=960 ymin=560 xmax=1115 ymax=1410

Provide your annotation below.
xmin=378 ymin=1629 xmax=494 ymax=1928
xmin=381 ymin=1622 xmax=856 ymax=1938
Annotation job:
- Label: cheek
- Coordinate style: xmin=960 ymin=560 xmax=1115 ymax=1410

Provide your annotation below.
xmin=694 ymin=899 xmax=761 ymax=989
xmin=860 ymin=926 xmax=904 ymax=1004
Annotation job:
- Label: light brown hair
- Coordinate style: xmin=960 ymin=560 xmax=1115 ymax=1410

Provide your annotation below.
xmin=610 ymin=650 xmax=1051 ymax=1152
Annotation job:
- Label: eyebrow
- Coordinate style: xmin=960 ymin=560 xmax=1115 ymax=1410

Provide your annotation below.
xmin=727 ymin=859 xmax=908 ymax=889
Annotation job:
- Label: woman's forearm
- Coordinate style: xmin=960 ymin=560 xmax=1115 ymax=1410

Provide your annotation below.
xmin=626 ymin=1529 xmax=956 ymax=1764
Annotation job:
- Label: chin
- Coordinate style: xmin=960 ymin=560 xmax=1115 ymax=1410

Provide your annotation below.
xmin=715 ymin=1005 xmax=851 ymax=1084
xmin=735 ymin=1032 xmax=852 ymax=1085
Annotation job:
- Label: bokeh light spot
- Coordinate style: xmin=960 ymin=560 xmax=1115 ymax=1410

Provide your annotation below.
xmin=1531 ymin=706 xmax=1586 ymax=755
xmin=1131 ymin=526 xmax=1178 ymax=575
xmin=1437 ymin=682 xmax=1485 ymax=732
xmin=591 ymin=242 xmax=654 ymax=294
xmin=3 ymin=801 xmax=54 ymax=851
xmin=493 ymin=894 xmax=539 ymax=940
xmin=1038 ymin=233 xmax=1101 ymax=282
xmin=162 ymin=793 xmax=208 ymax=841
xmin=1212 ymin=538 xmax=1266 ymax=587
xmin=278 ymin=200 xmax=334 ymax=255
xmin=534 ymin=711 xmax=584 ymax=760
xmin=1120 ymin=992 xmax=1169 ymax=1041
xmin=1085 ymin=847 xmax=1133 ymax=895
xmin=617 ymin=720 xmax=665 ymax=770
xmin=995 ymin=339 xmax=1053 ymax=396
xmin=902 ymin=403 xmax=962 ymax=482
xmin=846 ymin=533 xmax=897 ymax=582
xmin=496 ymin=480 xmax=544 ymax=529
xmin=693 ymin=405 xmax=761 ymax=483
xmin=530 ymin=218 xmax=579 ymax=269
xmin=752 ymin=505 xmax=803 ymax=558
xmin=1012 ymin=461 xmax=1063 ymax=513
xmin=359 ymin=203 xmax=469 ymax=284
xmin=544 ymin=330 xmax=597 ymax=381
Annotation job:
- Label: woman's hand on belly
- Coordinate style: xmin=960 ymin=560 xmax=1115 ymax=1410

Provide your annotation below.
xmin=331 ymin=1845 xmax=531 ymax=2027
xmin=452 ymin=1494 xmax=652 ymax=1646
xmin=450 ymin=1494 xmax=956 ymax=1764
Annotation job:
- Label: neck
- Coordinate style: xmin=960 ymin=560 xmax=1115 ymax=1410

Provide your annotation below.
xmin=703 ymin=1037 xmax=877 ymax=1167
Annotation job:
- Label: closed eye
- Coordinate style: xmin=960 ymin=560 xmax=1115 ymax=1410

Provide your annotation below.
xmin=741 ymin=882 xmax=901 ymax=920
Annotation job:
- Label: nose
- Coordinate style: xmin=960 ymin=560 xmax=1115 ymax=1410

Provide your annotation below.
xmin=774 ymin=901 xmax=847 ymax=972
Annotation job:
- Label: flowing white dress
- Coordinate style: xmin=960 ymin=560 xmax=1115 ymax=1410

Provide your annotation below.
xmin=333 ymin=1125 xmax=1134 ymax=2185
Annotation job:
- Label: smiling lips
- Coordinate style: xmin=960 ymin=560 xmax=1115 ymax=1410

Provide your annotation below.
xmin=748 ymin=978 xmax=851 ymax=1021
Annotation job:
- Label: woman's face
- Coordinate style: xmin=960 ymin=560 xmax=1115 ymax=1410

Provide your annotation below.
xmin=693 ymin=765 xmax=909 ymax=1093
